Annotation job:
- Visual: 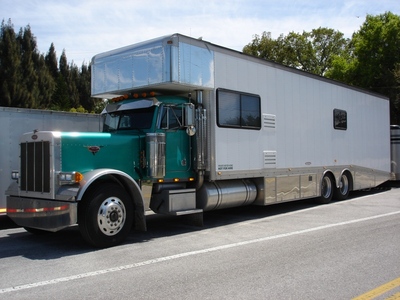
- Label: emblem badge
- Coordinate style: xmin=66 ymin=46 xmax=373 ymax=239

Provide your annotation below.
xmin=85 ymin=146 xmax=103 ymax=155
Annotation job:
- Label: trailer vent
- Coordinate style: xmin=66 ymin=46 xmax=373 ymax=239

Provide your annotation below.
xmin=263 ymin=114 xmax=276 ymax=128
xmin=263 ymin=151 xmax=276 ymax=168
xmin=20 ymin=141 xmax=51 ymax=193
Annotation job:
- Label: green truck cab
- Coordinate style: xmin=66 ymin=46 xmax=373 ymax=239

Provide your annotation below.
xmin=7 ymin=93 xmax=202 ymax=248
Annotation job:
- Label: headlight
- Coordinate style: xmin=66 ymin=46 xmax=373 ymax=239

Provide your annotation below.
xmin=58 ymin=172 xmax=83 ymax=185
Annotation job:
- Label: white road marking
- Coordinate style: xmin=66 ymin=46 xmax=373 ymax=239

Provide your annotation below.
xmin=1 ymin=210 xmax=400 ymax=295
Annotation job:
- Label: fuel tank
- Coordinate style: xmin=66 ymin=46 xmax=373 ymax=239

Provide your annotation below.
xmin=196 ymin=179 xmax=258 ymax=211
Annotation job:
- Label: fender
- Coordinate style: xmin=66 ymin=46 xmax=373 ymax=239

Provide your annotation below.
xmin=321 ymin=167 xmax=353 ymax=190
xmin=337 ymin=168 xmax=352 ymax=189
xmin=321 ymin=169 xmax=336 ymax=181
xmin=77 ymin=168 xmax=147 ymax=231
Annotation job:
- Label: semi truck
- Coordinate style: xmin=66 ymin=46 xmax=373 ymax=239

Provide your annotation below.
xmin=6 ymin=33 xmax=390 ymax=248
xmin=0 ymin=107 xmax=101 ymax=214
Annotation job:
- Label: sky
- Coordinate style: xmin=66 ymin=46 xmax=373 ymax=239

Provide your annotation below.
xmin=2 ymin=0 xmax=400 ymax=67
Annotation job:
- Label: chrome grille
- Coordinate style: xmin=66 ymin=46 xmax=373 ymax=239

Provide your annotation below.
xmin=20 ymin=141 xmax=51 ymax=193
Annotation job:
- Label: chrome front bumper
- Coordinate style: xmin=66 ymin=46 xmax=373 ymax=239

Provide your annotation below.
xmin=7 ymin=196 xmax=77 ymax=232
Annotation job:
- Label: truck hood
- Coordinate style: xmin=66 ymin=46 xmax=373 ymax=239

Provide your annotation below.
xmin=58 ymin=132 xmax=143 ymax=179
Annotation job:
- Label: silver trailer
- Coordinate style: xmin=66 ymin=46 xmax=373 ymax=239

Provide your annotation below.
xmin=92 ymin=33 xmax=391 ymax=205
xmin=0 ymin=107 xmax=101 ymax=214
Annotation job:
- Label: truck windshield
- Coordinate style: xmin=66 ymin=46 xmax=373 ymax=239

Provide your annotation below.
xmin=103 ymin=106 xmax=156 ymax=132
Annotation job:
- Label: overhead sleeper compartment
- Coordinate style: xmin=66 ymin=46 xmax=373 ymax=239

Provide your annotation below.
xmin=91 ymin=34 xmax=215 ymax=98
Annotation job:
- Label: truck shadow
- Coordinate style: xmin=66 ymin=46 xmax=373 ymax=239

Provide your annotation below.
xmin=0 ymin=189 xmax=389 ymax=260
xmin=137 ymin=188 xmax=386 ymax=240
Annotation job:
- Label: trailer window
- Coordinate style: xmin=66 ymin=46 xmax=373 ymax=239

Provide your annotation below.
xmin=217 ymin=89 xmax=261 ymax=129
xmin=333 ymin=109 xmax=347 ymax=130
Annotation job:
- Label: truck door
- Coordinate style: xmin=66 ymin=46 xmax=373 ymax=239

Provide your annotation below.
xmin=159 ymin=105 xmax=192 ymax=177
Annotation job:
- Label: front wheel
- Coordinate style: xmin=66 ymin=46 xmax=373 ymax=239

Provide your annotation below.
xmin=316 ymin=174 xmax=334 ymax=204
xmin=78 ymin=183 xmax=134 ymax=248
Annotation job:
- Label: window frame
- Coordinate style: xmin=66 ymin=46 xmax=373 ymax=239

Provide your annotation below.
xmin=333 ymin=108 xmax=347 ymax=130
xmin=216 ymin=88 xmax=261 ymax=130
xmin=158 ymin=104 xmax=184 ymax=130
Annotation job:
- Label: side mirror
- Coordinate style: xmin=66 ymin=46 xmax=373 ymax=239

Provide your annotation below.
xmin=183 ymin=103 xmax=196 ymax=136
xmin=183 ymin=103 xmax=195 ymax=127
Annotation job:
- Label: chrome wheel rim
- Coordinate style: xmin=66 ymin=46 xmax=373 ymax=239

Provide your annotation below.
xmin=339 ymin=175 xmax=349 ymax=195
xmin=322 ymin=176 xmax=332 ymax=198
xmin=97 ymin=197 xmax=126 ymax=236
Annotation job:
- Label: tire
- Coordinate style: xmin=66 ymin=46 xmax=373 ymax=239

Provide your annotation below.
xmin=316 ymin=174 xmax=334 ymax=204
xmin=78 ymin=183 xmax=134 ymax=248
xmin=334 ymin=173 xmax=351 ymax=200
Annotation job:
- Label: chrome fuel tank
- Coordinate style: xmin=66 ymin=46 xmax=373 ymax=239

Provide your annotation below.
xmin=196 ymin=179 xmax=257 ymax=211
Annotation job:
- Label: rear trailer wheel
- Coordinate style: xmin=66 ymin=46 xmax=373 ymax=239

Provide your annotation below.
xmin=316 ymin=174 xmax=334 ymax=204
xmin=334 ymin=173 xmax=351 ymax=200
xmin=78 ymin=183 xmax=134 ymax=248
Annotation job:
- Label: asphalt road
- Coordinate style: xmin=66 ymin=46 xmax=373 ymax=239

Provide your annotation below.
xmin=1 ymin=188 xmax=400 ymax=299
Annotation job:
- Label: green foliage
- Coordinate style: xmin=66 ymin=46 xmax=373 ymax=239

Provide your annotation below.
xmin=244 ymin=12 xmax=400 ymax=124
xmin=0 ymin=19 xmax=22 ymax=107
xmin=70 ymin=105 xmax=87 ymax=113
xmin=0 ymin=18 xmax=96 ymax=112
xmin=350 ymin=12 xmax=400 ymax=123
xmin=243 ymin=27 xmax=349 ymax=76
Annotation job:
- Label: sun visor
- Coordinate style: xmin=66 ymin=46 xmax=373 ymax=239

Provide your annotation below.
xmin=101 ymin=99 xmax=156 ymax=114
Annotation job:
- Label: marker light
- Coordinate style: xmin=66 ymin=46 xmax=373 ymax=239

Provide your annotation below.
xmin=111 ymin=92 xmax=156 ymax=102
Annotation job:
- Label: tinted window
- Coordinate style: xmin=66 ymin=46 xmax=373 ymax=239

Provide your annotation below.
xmin=334 ymin=109 xmax=347 ymax=130
xmin=217 ymin=89 xmax=261 ymax=130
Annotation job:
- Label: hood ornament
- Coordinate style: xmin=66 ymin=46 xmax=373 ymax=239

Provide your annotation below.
xmin=31 ymin=129 xmax=39 ymax=140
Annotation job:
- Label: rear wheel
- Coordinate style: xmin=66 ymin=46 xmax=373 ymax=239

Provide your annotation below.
xmin=316 ymin=174 xmax=334 ymax=204
xmin=78 ymin=183 xmax=134 ymax=248
xmin=334 ymin=173 xmax=351 ymax=200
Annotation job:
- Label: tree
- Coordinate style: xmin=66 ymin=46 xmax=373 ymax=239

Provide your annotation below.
xmin=243 ymin=32 xmax=284 ymax=63
xmin=45 ymin=43 xmax=58 ymax=78
xmin=243 ymin=27 xmax=349 ymax=76
xmin=243 ymin=31 xmax=298 ymax=67
xmin=52 ymin=73 xmax=71 ymax=111
xmin=0 ymin=20 xmax=56 ymax=109
xmin=52 ymin=50 xmax=80 ymax=110
xmin=79 ymin=62 xmax=95 ymax=112
xmin=17 ymin=25 xmax=40 ymax=108
xmin=0 ymin=19 xmax=21 ymax=107
xmin=324 ymin=42 xmax=355 ymax=83
xmin=36 ymin=54 xmax=55 ymax=108
xmin=341 ymin=12 xmax=400 ymax=124
xmin=302 ymin=27 xmax=348 ymax=75
xmin=0 ymin=19 xmax=94 ymax=112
